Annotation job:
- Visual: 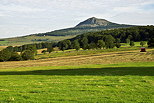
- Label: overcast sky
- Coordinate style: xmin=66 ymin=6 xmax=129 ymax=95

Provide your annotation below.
xmin=0 ymin=0 xmax=154 ymax=38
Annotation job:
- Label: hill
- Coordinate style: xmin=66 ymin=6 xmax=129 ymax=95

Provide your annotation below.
xmin=36 ymin=17 xmax=134 ymax=36
xmin=1 ymin=17 xmax=135 ymax=46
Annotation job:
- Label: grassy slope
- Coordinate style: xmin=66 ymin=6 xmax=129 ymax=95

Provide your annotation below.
xmin=0 ymin=35 xmax=75 ymax=46
xmin=0 ymin=62 xmax=154 ymax=102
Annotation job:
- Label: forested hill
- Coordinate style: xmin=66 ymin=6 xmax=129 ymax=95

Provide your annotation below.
xmin=35 ymin=17 xmax=134 ymax=36
xmin=69 ymin=26 xmax=154 ymax=43
xmin=56 ymin=25 xmax=154 ymax=51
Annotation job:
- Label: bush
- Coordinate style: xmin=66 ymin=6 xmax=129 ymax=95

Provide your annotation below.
xmin=21 ymin=50 xmax=35 ymax=60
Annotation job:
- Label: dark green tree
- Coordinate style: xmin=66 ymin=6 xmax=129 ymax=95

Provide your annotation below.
xmin=89 ymin=42 xmax=97 ymax=50
xmin=81 ymin=37 xmax=89 ymax=50
xmin=115 ymin=43 xmax=121 ymax=48
xmin=21 ymin=50 xmax=34 ymax=60
xmin=72 ymin=40 xmax=80 ymax=51
xmin=5 ymin=46 xmax=14 ymax=52
xmin=47 ymin=44 xmax=54 ymax=53
xmin=97 ymin=40 xmax=105 ymax=49
xmin=148 ymin=38 xmax=154 ymax=47
xmin=140 ymin=41 xmax=146 ymax=47
xmin=9 ymin=52 xmax=22 ymax=61
xmin=115 ymin=38 xmax=121 ymax=48
xmin=0 ymin=49 xmax=11 ymax=62
xmin=126 ymin=38 xmax=130 ymax=44
xmin=130 ymin=41 xmax=135 ymax=47
xmin=104 ymin=35 xmax=115 ymax=49
xmin=58 ymin=40 xmax=69 ymax=51
xmin=65 ymin=40 xmax=71 ymax=49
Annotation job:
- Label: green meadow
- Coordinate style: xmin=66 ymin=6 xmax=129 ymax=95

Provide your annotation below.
xmin=0 ymin=62 xmax=154 ymax=102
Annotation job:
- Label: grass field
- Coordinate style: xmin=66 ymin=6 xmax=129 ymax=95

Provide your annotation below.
xmin=121 ymin=42 xmax=147 ymax=47
xmin=0 ymin=62 xmax=154 ymax=102
xmin=0 ymin=44 xmax=154 ymax=102
xmin=36 ymin=47 xmax=141 ymax=59
xmin=0 ymin=35 xmax=76 ymax=46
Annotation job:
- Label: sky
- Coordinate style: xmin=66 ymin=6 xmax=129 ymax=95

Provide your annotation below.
xmin=0 ymin=0 xmax=154 ymax=38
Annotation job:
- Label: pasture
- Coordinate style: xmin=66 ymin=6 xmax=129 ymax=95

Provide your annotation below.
xmin=0 ymin=62 xmax=154 ymax=102
xmin=0 ymin=49 xmax=154 ymax=102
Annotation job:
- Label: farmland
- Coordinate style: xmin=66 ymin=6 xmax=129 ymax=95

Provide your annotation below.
xmin=0 ymin=62 xmax=154 ymax=102
xmin=0 ymin=47 xmax=154 ymax=102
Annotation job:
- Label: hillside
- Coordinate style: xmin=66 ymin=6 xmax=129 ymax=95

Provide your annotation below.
xmin=0 ymin=17 xmax=135 ymax=46
xmin=36 ymin=17 xmax=134 ymax=36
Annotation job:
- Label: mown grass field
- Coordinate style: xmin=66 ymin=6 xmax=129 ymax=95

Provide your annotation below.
xmin=0 ymin=62 xmax=154 ymax=102
xmin=0 ymin=47 xmax=154 ymax=102
xmin=36 ymin=47 xmax=140 ymax=59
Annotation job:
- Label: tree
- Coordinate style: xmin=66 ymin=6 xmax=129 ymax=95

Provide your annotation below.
xmin=115 ymin=38 xmax=121 ymax=48
xmin=147 ymin=38 xmax=154 ymax=47
xmin=58 ymin=41 xmax=68 ymax=51
xmin=5 ymin=46 xmax=14 ymax=52
xmin=65 ymin=40 xmax=71 ymax=49
xmin=81 ymin=37 xmax=89 ymax=50
xmin=9 ymin=52 xmax=22 ymax=61
xmin=115 ymin=38 xmax=121 ymax=43
xmin=104 ymin=35 xmax=115 ymax=49
xmin=21 ymin=50 xmax=34 ymax=60
xmin=115 ymin=43 xmax=121 ymax=48
xmin=72 ymin=40 xmax=80 ymax=51
xmin=130 ymin=41 xmax=135 ymax=47
xmin=47 ymin=45 xmax=54 ymax=53
xmin=97 ymin=40 xmax=105 ymax=49
xmin=89 ymin=42 xmax=97 ymax=50
xmin=22 ymin=44 xmax=37 ymax=55
xmin=126 ymin=38 xmax=130 ymax=44
xmin=0 ymin=49 xmax=11 ymax=62
xmin=140 ymin=41 xmax=146 ymax=47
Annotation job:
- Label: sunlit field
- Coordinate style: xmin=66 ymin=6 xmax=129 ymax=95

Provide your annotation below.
xmin=0 ymin=62 xmax=154 ymax=102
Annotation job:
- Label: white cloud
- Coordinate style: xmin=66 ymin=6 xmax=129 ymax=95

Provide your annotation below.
xmin=0 ymin=0 xmax=154 ymax=38
xmin=0 ymin=4 xmax=44 ymax=13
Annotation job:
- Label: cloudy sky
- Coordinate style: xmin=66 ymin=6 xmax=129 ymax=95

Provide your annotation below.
xmin=0 ymin=0 xmax=154 ymax=38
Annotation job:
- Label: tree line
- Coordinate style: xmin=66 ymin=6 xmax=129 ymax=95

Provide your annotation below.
xmin=0 ymin=25 xmax=154 ymax=62
xmin=58 ymin=26 xmax=154 ymax=51
xmin=0 ymin=42 xmax=56 ymax=62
